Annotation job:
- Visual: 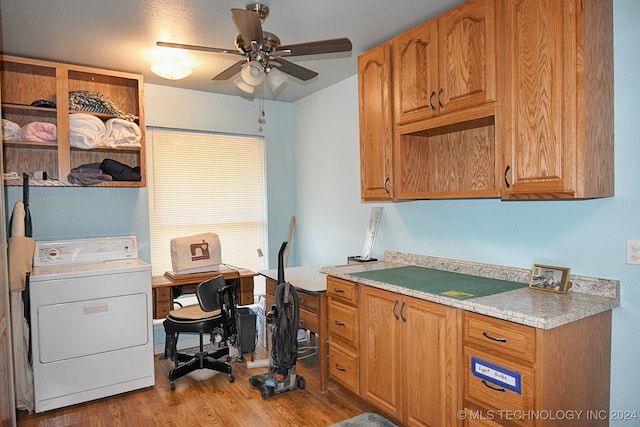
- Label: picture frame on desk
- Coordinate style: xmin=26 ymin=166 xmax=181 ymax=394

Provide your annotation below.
xmin=529 ymin=264 xmax=571 ymax=293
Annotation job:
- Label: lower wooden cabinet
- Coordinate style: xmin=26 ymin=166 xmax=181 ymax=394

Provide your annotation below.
xmin=359 ymin=285 xmax=460 ymax=426
xmin=327 ymin=277 xmax=360 ymax=394
xmin=463 ymin=311 xmax=612 ymax=426
xmin=326 ymin=277 xmax=613 ymax=427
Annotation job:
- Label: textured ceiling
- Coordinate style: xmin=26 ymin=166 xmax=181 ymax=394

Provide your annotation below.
xmin=0 ymin=0 xmax=465 ymax=102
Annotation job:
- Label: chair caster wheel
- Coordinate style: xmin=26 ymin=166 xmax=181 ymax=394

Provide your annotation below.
xmin=170 ymin=382 xmax=176 ymax=391
xmin=229 ymin=374 xmax=235 ymax=383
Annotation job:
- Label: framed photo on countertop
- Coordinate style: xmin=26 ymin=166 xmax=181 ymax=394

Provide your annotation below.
xmin=529 ymin=264 xmax=571 ymax=293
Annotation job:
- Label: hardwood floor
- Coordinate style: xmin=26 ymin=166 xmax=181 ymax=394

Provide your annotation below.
xmin=16 ymin=340 xmax=378 ymax=427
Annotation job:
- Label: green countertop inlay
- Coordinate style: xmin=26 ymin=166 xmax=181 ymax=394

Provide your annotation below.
xmin=350 ymin=266 xmax=527 ymax=300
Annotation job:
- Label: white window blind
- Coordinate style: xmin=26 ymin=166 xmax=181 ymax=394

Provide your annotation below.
xmin=147 ymin=128 xmax=267 ymax=277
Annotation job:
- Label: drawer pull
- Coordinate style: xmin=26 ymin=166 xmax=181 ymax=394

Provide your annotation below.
xmin=333 ymin=288 xmax=345 ymax=293
xmin=334 ymin=320 xmax=345 ymax=327
xmin=482 ymin=331 xmax=507 ymax=342
xmin=482 ymin=380 xmax=506 ymax=392
xmin=299 ymin=297 xmax=305 ymax=303
xmin=335 ymin=364 xmax=347 ymax=372
xmin=400 ymin=302 xmax=406 ymax=322
xmin=393 ymin=300 xmax=399 ymax=320
xmin=299 ymin=318 xmax=306 ymax=326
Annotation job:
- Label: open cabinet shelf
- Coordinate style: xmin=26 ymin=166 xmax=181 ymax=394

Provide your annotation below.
xmin=1 ymin=54 xmax=146 ymax=187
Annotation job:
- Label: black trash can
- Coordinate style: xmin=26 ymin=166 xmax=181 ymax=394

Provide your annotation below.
xmin=236 ymin=307 xmax=257 ymax=357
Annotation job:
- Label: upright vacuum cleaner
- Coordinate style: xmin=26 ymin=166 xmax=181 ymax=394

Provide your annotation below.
xmin=249 ymin=241 xmax=306 ymax=400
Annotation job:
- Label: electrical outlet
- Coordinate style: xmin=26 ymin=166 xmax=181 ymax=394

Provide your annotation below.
xmin=626 ymin=240 xmax=640 ymax=265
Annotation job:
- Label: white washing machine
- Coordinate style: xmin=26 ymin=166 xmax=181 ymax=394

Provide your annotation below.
xmin=29 ymin=236 xmax=154 ymax=413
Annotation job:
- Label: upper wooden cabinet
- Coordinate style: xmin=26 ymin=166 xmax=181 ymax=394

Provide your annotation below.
xmin=357 ymin=0 xmax=614 ymax=201
xmin=393 ymin=0 xmax=496 ymax=126
xmin=1 ymin=55 xmax=146 ymax=187
xmin=500 ymin=0 xmax=613 ymax=199
xmin=359 ymin=43 xmax=394 ymax=201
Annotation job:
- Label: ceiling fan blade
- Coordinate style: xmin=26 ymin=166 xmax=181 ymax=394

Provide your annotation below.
xmin=231 ymin=8 xmax=263 ymax=51
xmin=157 ymin=41 xmax=241 ymax=56
xmin=270 ymin=58 xmax=318 ymax=81
xmin=212 ymin=61 xmax=244 ymax=81
xmin=277 ymin=38 xmax=352 ymax=57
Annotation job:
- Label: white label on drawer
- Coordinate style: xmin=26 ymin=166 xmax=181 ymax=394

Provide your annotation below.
xmin=471 ymin=356 xmax=522 ymax=394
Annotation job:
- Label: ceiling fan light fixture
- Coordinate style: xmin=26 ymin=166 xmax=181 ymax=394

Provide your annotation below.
xmin=241 ymin=60 xmax=264 ymax=86
xmin=150 ymin=60 xmax=192 ymax=80
xmin=266 ymin=67 xmax=287 ymax=91
xmin=234 ymin=76 xmax=254 ymax=93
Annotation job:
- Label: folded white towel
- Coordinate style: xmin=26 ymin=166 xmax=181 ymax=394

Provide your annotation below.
xmin=69 ymin=113 xmax=106 ymax=149
xmin=2 ymin=119 xmax=21 ymax=140
xmin=99 ymin=118 xmax=142 ymax=148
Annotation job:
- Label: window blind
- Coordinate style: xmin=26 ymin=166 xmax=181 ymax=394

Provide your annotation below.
xmin=147 ymin=128 xmax=267 ymax=277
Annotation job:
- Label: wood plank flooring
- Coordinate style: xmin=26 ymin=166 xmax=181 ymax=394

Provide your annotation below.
xmin=16 ymin=340 xmax=379 ymax=427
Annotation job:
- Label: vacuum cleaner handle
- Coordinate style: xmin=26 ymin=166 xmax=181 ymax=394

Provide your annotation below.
xmin=277 ymin=241 xmax=288 ymax=284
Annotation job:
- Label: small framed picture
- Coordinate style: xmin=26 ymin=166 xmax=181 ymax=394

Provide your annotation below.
xmin=529 ymin=264 xmax=571 ymax=293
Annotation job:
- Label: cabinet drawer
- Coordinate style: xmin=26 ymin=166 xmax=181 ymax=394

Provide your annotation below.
xmin=464 ymin=348 xmax=534 ymax=423
xmin=328 ymin=300 xmax=359 ymax=346
xmin=464 ymin=312 xmax=536 ymax=362
xmin=327 ymin=277 xmax=358 ymax=305
xmin=329 ymin=342 xmax=359 ymax=394
xmin=266 ymin=279 xmax=319 ymax=312
xmin=154 ymin=287 xmax=171 ymax=302
xmin=298 ymin=308 xmax=319 ymax=334
xmin=298 ymin=291 xmax=319 ymax=313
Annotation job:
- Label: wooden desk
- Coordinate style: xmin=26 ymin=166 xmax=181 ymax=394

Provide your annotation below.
xmin=152 ymin=266 xmax=257 ymax=319
xmin=260 ymin=266 xmax=328 ymax=392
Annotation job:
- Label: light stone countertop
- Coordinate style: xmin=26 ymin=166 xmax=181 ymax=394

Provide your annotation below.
xmin=319 ymin=251 xmax=620 ymax=330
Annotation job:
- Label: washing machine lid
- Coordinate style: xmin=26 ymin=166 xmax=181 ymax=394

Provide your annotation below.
xmin=34 ymin=235 xmax=139 ymax=266
xmin=31 ymin=258 xmax=150 ymax=281
xmin=31 ymin=236 xmax=150 ymax=281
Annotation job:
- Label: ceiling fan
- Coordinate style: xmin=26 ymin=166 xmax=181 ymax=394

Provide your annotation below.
xmin=157 ymin=3 xmax=353 ymax=93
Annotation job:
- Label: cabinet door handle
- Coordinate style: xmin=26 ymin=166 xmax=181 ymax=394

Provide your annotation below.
xmin=482 ymin=380 xmax=506 ymax=392
xmin=438 ymin=88 xmax=444 ymax=108
xmin=393 ymin=300 xmax=399 ymax=320
xmin=482 ymin=331 xmax=507 ymax=342
xmin=334 ymin=320 xmax=345 ymax=327
xmin=335 ymin=364 xmax=347 ymax=372
xmin=504 ymin=165 xmax=511 ymax=188
xmin=400 ymin=302 xmax=406 ymax=322
xmin=384 ymin=177 xmax=391 ymax=194
xmin=429 ymin=91 xmax=436 ymax=110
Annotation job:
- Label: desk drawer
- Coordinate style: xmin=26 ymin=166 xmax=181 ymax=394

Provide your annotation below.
xmin=327 ymin=277 xmax=358 ymax=305
xmin=464 ymin=347 xmax=534 ymax=423
xmin=298 ymin=291 xmax=319 ymax=313
xmin=328 ymin=299 xmax=358 ymax=346
xmin=266 ymin=278 xmax=319 ymax=313
xmin=154 ymin=287 xmax=171 ymax=302
xmin=329 ymin=341 xmax=359 ymax=394
xmin=298 ymin=308 xmax=319 ymax=334
xmin=464 ymin=312 xmax=536 ymax=362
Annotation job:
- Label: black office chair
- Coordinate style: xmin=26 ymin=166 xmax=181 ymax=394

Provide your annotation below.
xmin=163 ymin=274 xmax=238 ymax=390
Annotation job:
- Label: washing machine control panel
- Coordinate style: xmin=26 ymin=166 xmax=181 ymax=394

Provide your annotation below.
xmin=34 ymin=236 xmax=138 ymax=266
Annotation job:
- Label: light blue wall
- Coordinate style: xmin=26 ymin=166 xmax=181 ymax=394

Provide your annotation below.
xmin=292 ymin=0 xmax=639 ymax=422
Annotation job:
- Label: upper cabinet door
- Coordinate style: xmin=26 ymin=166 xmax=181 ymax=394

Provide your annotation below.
xmin=438 ymin=0 xmax=496 ymax=114
xmin=394 ymin=0 xmax=496 ymax=126
xmin=393 ymin=20 xmax=439 ymax=125
xmin=501 ymin=0 xmax=614 ymax=199
xmin=359 ymin=43 xmax=394 ymax=201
